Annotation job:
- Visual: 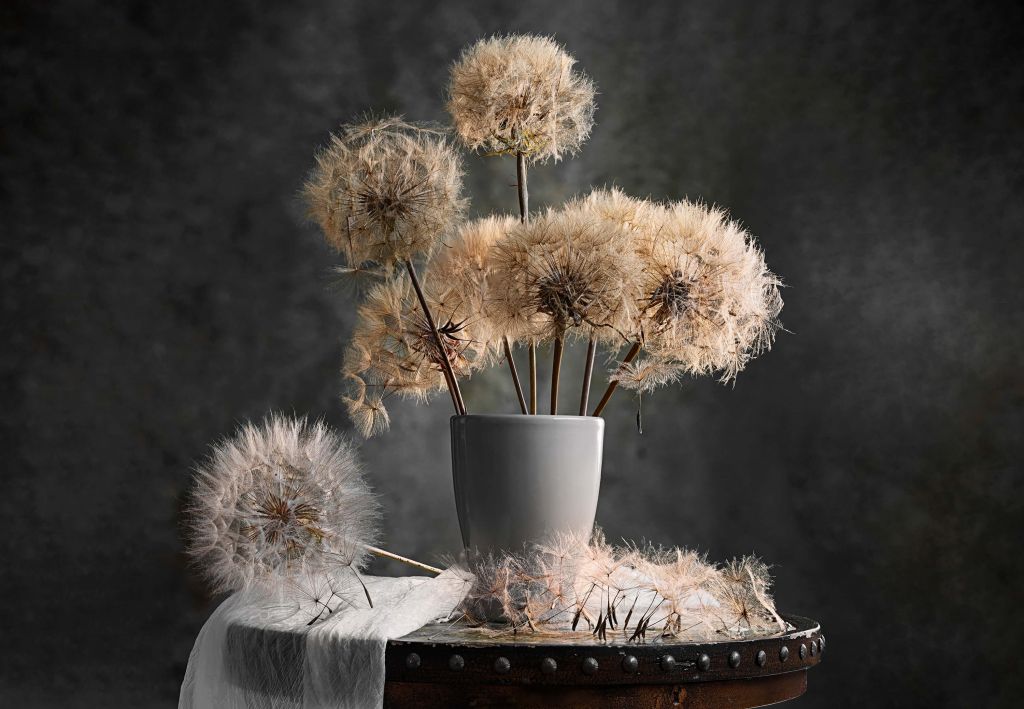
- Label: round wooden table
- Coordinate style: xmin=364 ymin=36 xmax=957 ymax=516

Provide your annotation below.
xmin=385 ymin=615 xmax=824 ymax=708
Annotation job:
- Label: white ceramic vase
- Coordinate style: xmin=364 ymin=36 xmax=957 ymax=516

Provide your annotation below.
xmin=450 ymin=414 xmax=604 ymax=554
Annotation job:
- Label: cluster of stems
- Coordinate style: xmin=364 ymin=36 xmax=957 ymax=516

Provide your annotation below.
xmin=409 ymin=152 xmax=636 ymax=419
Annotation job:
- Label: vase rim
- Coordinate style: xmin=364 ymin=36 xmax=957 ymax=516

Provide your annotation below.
xmin=451 ymin=413 xmax=603 ymax=424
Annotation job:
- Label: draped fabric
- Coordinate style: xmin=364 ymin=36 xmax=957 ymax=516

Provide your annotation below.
xmin=179 ymin=571 xmax=472 ymax=709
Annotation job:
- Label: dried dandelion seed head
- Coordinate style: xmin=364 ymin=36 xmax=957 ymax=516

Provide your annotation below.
xmin=447 ymin=34 xmax=596 ymax=163
xmin=427 ymin=214 xmax=519 ymax=348
xmin=303 ymin=116 xmax=467 ymax=269
xmin=462 ymin=553 xmax=530 ymax=626
xmin=186 ymin=415 xmax=380 ymax=594
xmin=635 ymin=200 xmax=783 ymax=384
xmin=490 ymin=207 xmax=638 ymax=344
xmin=569 ymin=187 xmax=663 ymax=236
xmin=457 ymin=535 xmax=784 ymax=643
xmin=609 ymin=356 xmax=682 ymax=393
xmin=706 ymin=557 xmax=783 ymax=635
xmin=341 ymin=276 xmax=488 ymax=435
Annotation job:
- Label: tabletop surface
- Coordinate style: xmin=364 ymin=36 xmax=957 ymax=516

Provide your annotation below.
xmin=386 ymin=614 xmax=823 ymax=686
xmin=383 ymin=614 xmax=824 ymax=708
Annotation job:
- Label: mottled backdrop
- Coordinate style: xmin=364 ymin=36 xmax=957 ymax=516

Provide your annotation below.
xmin=2 ymin=1 xmax=1022 ymax=706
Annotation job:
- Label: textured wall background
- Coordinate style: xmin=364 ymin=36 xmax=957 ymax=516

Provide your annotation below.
xmin=2 ymin=1 xmax=1022 ymax=706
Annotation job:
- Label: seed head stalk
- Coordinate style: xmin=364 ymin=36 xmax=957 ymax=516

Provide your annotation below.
xmin=365 ymin=544 xmax=442 ymax=575
xmin=579 ymin=336 xmax=597 ymax=415
xmin=517 ymin=149 xmax=537 ymax=415
xmin=504 ymin=337 xmax=528 ymax=414
xmin=404 ymin=258 xmax=466 ymax=415
xmin=551 ymin=335 xmax=564 ymax=414
xmin=591 ymin=342 xmax=642 ymax=416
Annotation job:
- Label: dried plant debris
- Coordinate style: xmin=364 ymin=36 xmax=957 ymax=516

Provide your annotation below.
xmin=186 ymin=415 xmax=380 ymax=594
xmin=456 ymin=532 xmax=787 ymax=642
xmin=448 ymin=34 xmax=596 ymax=163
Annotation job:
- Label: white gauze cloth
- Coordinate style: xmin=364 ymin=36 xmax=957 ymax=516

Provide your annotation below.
xmin=179 ymin=570 xmax=472 ymax=709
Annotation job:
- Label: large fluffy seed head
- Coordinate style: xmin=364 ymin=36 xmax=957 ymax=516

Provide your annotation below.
xmin=632 ymin=200 xmax=784 ymax=384
xmin=568 ymin=187 xmax=663 ymax=236
xmin=341 ymin=276 xmax=489 ymax=436
xmin=187 ymin=415 xmax=380 ymax=594
xmin=459 ymin=532 xmax=785 ymax=640
xmin=303 ymin=116 xmax=467 ymax=269
xmin=427 ymin=214 xmax=519 ymax=350
xmin=490 ymin=206 xmax=638 ymax=344
xmin=447 ymin=34 xmax=596 ymax=163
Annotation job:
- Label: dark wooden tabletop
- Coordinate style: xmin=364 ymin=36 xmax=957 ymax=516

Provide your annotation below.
xmin=384 ymin=614 xmax=824 ymax=708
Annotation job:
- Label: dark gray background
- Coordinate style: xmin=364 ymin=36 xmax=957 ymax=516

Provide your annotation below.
xmin=2 ymin=0 xmax=1022 ymax=706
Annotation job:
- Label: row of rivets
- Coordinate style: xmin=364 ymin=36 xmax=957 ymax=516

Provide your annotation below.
xmin=405 ymin=639 xmax=824 ymax=676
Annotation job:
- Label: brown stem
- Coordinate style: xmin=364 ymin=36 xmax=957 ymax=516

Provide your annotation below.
xmin=591 ymin=342 xmax=642 ymax=417
xmin=516 ymin=152 xmax=535 ymax=413
xmin=529 ymin=340 xmax=537 ymax=414
xmin=579 ymin=336 xmax=597 ymax=416
xmin=551 ymin=336 xmax=564 ymax=414
xmin=516 ymin=151 xmax=529 ymax=223
xmin=503 ymin=337 xmax=528 ymax=414
xmin=404 ymin=259 xmax=466 ymax=415
xmin=440 ymin=365 xmax=461 ymax=414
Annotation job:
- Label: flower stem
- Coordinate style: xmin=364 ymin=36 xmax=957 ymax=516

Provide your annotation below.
xmin=579 ymin=336 xmax=597 ymax=416
xmin=551 ymin=336 xmax=564 ymax=414
xmin=404 ymin=258 xmax=466 ymax=415
xmin=365 ymin=544 xmax=442 ymax=575
xmin=591 ymin=342 xmax=642 ymax=416
xmin=516 ymin=151 xmax=529 ymax=224
xmin=504 ymin=337 xmax=528 ymax=414
xmin=529 ymin=340 xmax=537 ymax=414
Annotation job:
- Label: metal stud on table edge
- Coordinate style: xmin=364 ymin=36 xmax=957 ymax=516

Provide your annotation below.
xmin=756 ymin=649 xmax=767 ymax=667
xmin=494 ymin=656 xmax=511 ymax=674
xmin=799 ymin=643 xmax=807 ymax=660
xmin=581 ymin=657 xmax=599 ymax=675
xmin=540 ymin=657 xmax=557 ymax=674
xmin=779 ymin=645 xmax=790 ymax=662
xmin=659 ymin=655 xmax=676 ymax=672
xmin=698 ymin=653 xmax=711 ymax=671
xmin=728 ymin=650 xmax=741 ymax=668
xmin=621 ymin=655 xmax=639 ymax=673
xmin=404 ymin=652 xmax=421 ymax=670
xmin=448 ymin=654 xmax=464 ymax=671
